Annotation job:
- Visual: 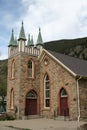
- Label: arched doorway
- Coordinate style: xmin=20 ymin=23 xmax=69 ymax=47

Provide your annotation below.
xmin=59 ymin=88 xmax=69 ymax=116
xmin=25 ymin=90 xmax=37 ymax=115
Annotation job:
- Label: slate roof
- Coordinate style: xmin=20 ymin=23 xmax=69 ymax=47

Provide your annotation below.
xmin=48 ymin=50 xmax=87 ymax=77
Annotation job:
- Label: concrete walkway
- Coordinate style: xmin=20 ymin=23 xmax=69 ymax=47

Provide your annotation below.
xmin=0 ymin=118 xmax=86 ymax=130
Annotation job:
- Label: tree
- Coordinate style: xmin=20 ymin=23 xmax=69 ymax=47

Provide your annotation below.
xmin=0 ymin=60 xmax=7 ymax=111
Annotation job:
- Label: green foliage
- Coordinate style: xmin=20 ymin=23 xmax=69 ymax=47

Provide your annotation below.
xmin=0 ymin=113 xmax=15 ymax=121
xmin=0 ymin=59 xmax=8 ymax=105
xmin=44 ymin=37 xmax=87 ymax=55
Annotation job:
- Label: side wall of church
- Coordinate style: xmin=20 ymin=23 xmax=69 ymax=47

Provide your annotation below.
xmin=39 ymin=53 xmax=78 ymax=120
xmin=79 ymin=79 xmax=87 ymax=118
xmin=7 ymin=54 xmax=22 ymax=118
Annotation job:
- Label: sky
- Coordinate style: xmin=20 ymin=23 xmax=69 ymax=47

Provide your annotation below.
xmin=0 ymin=0 xmax=87 ymax=59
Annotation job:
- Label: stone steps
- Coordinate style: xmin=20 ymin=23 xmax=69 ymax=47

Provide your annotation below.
xmin=22 ymin=115 xmax=41 ymax=120
xmin=54 ymin=116 xmax=70 ymax=121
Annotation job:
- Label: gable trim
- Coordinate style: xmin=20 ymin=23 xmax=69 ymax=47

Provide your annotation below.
xmin=39 ymin=49 xmax=77 ymax=77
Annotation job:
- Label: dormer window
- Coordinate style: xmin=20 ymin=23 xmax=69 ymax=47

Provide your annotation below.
xmin=28 ymin=60 xmax=34 ymax=78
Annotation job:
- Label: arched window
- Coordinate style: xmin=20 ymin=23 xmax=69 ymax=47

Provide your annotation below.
xmin=28 ymin=60 xmax=34 ymax=78
xmin=11 ymin=60 xmax=15 ymax=79
xmin=60 ymin=88 xmax=67 ymax=97
xmin=26 ymin=90 xmax=37 ymax=99
xmin=44 ymin=74 xmax=50 ymax=108
xmin=10 ymin=88 xmax=14 ymax=109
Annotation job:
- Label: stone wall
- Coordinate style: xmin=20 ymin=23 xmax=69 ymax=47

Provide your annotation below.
xmin=7 ymin=50 xmax=87 ymax=120
xmin=79 ymin=79 xmax=87 ymax=118
xmin=39 ymin=53 xmax=78 ymax=120
xmin=7 ymin=52 xmax=40 ymax=118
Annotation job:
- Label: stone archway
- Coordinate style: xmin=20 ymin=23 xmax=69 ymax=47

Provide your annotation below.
xmin=25 ymin=90 xmax=37 ymax=115
xmin=59 ymin=88 xmax=69 ymax=116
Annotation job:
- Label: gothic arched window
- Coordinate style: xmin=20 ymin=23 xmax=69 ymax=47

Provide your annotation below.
xmin=60 ymin=88 xmax=67 ymax=97
xmin=28 ymin=60 xmax=34 ymax=78
xmin=44 ymin=74 xmax=50 ymax=108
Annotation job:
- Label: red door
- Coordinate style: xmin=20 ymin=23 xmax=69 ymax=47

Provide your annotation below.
xmin=59 ymin=88 xmax=69 ymax=116
xmin=60 ymin=97 xmax=69 ymax=116
xmin=25 ymin=99 xmax=37 ymax=115
xmin=25 ymin=90 xmax=37 ymax=116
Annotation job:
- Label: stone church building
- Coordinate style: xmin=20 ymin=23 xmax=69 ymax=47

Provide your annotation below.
xmin=7 ymin=22 xmax=87 ymax=120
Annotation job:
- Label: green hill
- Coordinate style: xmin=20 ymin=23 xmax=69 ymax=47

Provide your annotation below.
xmin=44 ymin=37 xmax=87 ymax=59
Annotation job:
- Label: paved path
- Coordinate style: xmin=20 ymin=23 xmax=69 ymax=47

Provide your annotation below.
xmin=0 ymin=124 xmax=17 ymax=130
xmin=0 ymin=118 xmax=86 ymax=130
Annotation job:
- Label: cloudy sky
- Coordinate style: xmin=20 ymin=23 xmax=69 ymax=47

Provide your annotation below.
xmin=0 ymin=0 xmax=87 ymax=59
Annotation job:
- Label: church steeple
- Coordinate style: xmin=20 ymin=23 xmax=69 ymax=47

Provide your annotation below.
xmin=14 ymin=37 xmax=17 ymax=45
xmin=27 ymin=34 xmax=31 ymax=46
xmin=18 ymin=21 xmax=26 ymax=52
xmin=36 ymin=28 xmax=43 ymax=45
xmin=36 ymin=28 xmax=43 ymax=51
xmin=8 ymin=29 xmax=15 ymax=47
xmin=18 ymin=21 xmax=26 ymax=41
xmin=30 ymin=35 xmax=34 ymax=46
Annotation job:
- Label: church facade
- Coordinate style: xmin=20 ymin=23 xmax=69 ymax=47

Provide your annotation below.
xmin=7 ymin=22 xmax=87 ymax=120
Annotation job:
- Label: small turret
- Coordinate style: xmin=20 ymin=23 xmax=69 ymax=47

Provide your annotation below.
xmin=30 ymin=35 xmax=34 ymax=46
xmin=14 ymin=37 xmax=18 ymax=46
xmin=18 ymin=21 xmax=26 ymax=52
xmin=36 ymin=28 xmax=43 ymax=51
xmin=18 ymin=21 xmax=26 ymax=41
xmin=27 ymin=34 xmax=31 ymax=46
xmin=8 ymin=29 xmax=18 ymax=57
xmin=8 ymin=29 xmax=15 ymax=47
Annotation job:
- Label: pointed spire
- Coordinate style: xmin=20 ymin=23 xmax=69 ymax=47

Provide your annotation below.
xmin=30 ymin=35 xmax=34 ymax=46
xmin=18 ymin=21 xmax=26 ymax=41
xmin=8 ymin=29 xmax=15 ymax=46
xmin=36 ymin=27 xmax=43 ymax=45
xmin=14 ymin=37 xmax=17 ymax=45
xmin=27 ymin=34 xmax=31 ymax=46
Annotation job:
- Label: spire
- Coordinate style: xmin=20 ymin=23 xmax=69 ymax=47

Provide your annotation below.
xmin=8 ymin=29 xmax=15 ymax=46
xmin=18 ymin=21 xmax=26 ymax=41
xmin=27 ymin=34 xmax=31 ymax=46
xmin=36 ymin=28 xmax=43 ymax=45
xmin=30 ymin=35 xmax=34 ymax=46
xmin=14 ymin=37 xmax=17 ymax=45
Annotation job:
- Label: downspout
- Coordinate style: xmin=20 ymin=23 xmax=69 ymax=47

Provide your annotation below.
xmin=76 ymin=76 xmax=82 ymax=127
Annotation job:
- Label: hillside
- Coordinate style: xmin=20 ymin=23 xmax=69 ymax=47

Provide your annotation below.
xmin=44 ymin=37 xmax=87 ymax=59
xmin=1 ymin=36 xmax=87 ymax=97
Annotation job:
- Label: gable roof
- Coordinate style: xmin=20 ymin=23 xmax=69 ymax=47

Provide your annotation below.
xmin=39 ymin=49 xmax=87 ymax=78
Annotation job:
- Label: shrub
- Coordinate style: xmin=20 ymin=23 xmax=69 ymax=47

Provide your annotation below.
xmin=0 ymin=113 xmax=15 ymax=121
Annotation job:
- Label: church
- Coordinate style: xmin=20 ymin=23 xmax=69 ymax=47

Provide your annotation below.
xmin=7 ymin=22 xmax=87 ymax=120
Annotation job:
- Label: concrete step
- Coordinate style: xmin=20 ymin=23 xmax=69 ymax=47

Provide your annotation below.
xmin=54 ymin=116 xmax=70 ymax=121
xmin=22 ymin=115 xmax=41 ymax=120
